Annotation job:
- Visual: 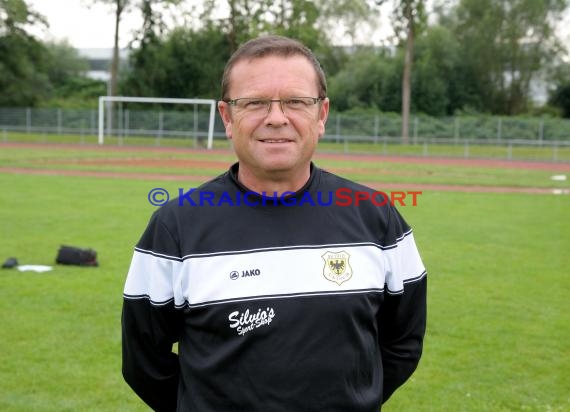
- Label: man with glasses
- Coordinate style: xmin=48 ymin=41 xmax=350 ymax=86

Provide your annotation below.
xmin=122 ymin=35 xmax=427 ymax=412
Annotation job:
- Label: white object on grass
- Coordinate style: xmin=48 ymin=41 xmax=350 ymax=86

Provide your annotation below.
xmin=17 ymin=265 xmax=53 ymax=273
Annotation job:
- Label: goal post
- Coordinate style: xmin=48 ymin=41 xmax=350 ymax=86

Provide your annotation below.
xmin=98 ymin=96 xmax=217 ymax=149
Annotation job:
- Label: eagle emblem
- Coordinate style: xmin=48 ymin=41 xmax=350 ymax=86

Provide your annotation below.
xmin=322 ymin=251 xmax=353 ymax=285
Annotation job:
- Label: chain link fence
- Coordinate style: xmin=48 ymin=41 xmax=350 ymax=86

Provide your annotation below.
xmin=1 ymin=107 xmax=569 ymax=161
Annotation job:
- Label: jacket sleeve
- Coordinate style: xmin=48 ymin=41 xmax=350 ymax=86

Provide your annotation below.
xmin=378 ymin=207 xmax=427 ymax=403
xmin=121 ymin=211 xmax=182 ymax=412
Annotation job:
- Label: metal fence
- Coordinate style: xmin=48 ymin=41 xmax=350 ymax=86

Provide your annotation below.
xmin=326 ymin=112 xmax=570 ymax=142
xmin=1 ymin=107 xmax=569 ymax=161
xmin=0 ymin=106 xmax=218 ymax=138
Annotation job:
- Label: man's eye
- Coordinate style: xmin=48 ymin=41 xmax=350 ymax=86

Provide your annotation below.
xmin=286 ymin=99 xmax=305 ymax=106
xmin=244 ymin=100 xmax=267 ymax=108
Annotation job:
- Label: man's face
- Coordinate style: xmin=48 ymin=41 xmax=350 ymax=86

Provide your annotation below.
xmin=218 ymin=55 xmax=329 ymax=184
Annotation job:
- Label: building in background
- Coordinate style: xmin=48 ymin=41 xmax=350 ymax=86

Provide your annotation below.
xmin=78 ymin=48 xmax=129 ymax=82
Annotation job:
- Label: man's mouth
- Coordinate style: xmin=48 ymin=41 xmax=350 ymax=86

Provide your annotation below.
xmin=259 ymin=139 xmax=292 ymax=143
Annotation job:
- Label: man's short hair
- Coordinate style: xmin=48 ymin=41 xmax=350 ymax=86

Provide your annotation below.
xmin=221 ymin=35 xmax=327 ymax=101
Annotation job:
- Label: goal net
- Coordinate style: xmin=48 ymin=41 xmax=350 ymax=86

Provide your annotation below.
xmin=97 ymin=96 xmax=217 ymax=149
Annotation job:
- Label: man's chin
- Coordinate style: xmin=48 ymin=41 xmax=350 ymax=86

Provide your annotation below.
xmin=256 ymin=154 xmax=297 ymax=171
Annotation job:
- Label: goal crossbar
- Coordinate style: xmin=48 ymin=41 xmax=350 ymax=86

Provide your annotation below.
xmin=98 ymin=96 xmax=217 ymax=149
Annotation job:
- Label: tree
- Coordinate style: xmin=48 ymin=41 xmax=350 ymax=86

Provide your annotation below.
xmin=89 ymin=0 xmax=184 ymax=96
xmin=451 ymin=0 xmax=569 ymax=115
xmin=204 ymin=0 xmax=323 ymax=53
xmin=412 ymin=25 xmax=482 ymax=115
xmin=204 ymin=0 xmax=371 ymax=53
xmin=40 ymin=40 xmax=106 ymax=108
xmin=0 ymin=0 xmax=46 ymax=35
xmin=328 ymin=47 xmax=395 ymax=111
xmin=549 ymin=65 xmax=570 ymax=118
xmin=88 ymin=0 xmax=129 ymax=99
xmin=121 ymin=26 xmax=231 ymax=99
xmin=130 ymin=0 xmax=183 ymax=47
xmin=0 ymin=0 xmax=51 ymax=106
xmin=0 ymin=33 xmax=51 ymax=106
xmin=44 ymin=40 xmax=90 ymax=88
xmin=1 ymin=1 xmax=104 ymax=107
xmin=316 ymin=0 xmax=373 ymax=43
xmin=376 ymin=0 xmax=426 ymax=143
xmin=549 ymin=83 xmax=570 ymax=117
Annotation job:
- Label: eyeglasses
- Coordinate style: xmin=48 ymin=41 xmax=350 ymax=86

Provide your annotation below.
xmin=224 ymin=97 xmax=323 ymax=116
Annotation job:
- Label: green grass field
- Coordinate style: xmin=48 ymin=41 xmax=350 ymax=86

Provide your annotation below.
xmin=3 ymin=130 xmax=570 ymax=162
xmin=0 ymin=143 xmax=569 ymax=411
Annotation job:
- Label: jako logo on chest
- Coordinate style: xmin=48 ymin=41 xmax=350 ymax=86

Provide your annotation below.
xmin=241 ymin=268 xmax=261 ymax=277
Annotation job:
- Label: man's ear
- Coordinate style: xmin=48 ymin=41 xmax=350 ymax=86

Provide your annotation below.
xmin=317 ymin=98 xmax=330 ymax=138
xmin=218 ymin=101 xmax=233 ymax=139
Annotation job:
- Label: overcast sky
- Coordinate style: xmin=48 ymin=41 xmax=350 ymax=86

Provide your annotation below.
xmin=27 ymin=0 xmax=570 ymax=51
xmin=27 ymin=0 xmax=143 ymax=49
xmin=26 ymin=0 xmax=396 ymax=50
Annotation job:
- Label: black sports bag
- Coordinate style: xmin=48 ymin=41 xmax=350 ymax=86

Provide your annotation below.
xmin=56 ymin=245 xmax=98 ymax=267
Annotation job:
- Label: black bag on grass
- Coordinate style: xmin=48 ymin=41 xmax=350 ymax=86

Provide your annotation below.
xmin=56 ymin=245 xmax=98 ymax=267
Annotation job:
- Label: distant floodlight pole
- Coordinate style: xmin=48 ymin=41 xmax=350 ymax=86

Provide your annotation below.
xmin=98 ymin=96 xmax=217 ymax=149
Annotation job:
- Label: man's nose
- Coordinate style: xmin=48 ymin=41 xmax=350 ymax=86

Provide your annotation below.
xmin=264 ymin=100 xmax=288 ymax=124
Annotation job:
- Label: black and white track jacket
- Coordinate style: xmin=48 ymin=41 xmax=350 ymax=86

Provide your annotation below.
xmin=122 ymin=163 xmax=427 ymax=412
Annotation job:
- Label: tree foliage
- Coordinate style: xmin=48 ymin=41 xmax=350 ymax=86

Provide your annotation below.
xmin=549 ymin=65 xmax=570 ymax=118
xmin=0 ymin=0 xmax=51 ymax=106
xmin=549 ymin=83 xmax=570 ymax=118
xmin=123 ymin=0 xmax=371 ymax=100
xmin=0 ymin=1 xmax=102 ymax=107
xmin=412 ymin=25 xmax=482 ymax=115
xmin=0 ymin=0 xmax=46 ymax=35
xmin=122 ymin=26 xmax=231 ymax=99
xmin=203 ymin=0 xmax=371 ymax=52
xmin=44 ymin=41 xmax=90 ymax=87
xmin=375 ymin=0 xmax=426 ymax=141
xmin=40 ymin=40 xmax=106 ymax=108
xmin=0 ymin=33 xmax=51 ymax=106
xmin=130 ymin=0 xmax=184 ymax=47
xmin=1 ymin=0 xmax=569 ymax=119
xmin=88 ymin=0 xmax=130 ymax=98
xmin=449 ymin=0 xmax=569 ymax=115
xmin=328 ymin=47 xmax=395 ymax=111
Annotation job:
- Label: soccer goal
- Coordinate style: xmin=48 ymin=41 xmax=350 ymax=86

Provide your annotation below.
xmin=97 ymin=96 xmax=217 ymax=149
